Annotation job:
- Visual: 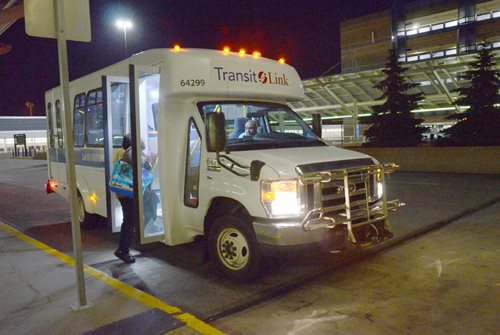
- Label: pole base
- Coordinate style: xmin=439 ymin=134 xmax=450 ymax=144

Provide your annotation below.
xmin=70 ymin=301 xmax=94 ymax=311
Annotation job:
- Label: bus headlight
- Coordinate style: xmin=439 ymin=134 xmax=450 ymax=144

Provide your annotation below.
xmin=261 ymin=179 xmax=300 ymax=217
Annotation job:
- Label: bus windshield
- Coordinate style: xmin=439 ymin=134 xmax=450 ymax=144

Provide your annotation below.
xmin=198 ymin=102 xmax=326 ymax=151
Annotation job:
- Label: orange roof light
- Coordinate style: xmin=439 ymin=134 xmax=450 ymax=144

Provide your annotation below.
xmin=239 ymin=48 xmax=246 ymax=56
xmin=173 ymin=44 xmax=181 ymax=52
xmin=252 ymin=51 xmax=261 ymax=58
xmin=278 ymin=57 xmax=286 ymax=64
xmin=222 ymin=46 xmax=230 ymax=54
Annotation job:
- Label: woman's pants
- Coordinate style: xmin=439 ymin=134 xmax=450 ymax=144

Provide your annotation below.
xmin=117 ymin=197 xmax=134 ymax=253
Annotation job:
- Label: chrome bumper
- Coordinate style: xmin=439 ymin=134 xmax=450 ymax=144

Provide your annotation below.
xmin=299 ymin=163 xmax=404 ymax=245
xmin=253 ymin=219 xmax=326 ymax=246
xmin=254 ymin=163 xmax=404 ymax=248
xmin=252 ymin=200 xmax=404 ymax=247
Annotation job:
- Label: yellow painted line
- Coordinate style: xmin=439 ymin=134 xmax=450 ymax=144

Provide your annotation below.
xmin=0 ymin=222 xmax=226 ymax=335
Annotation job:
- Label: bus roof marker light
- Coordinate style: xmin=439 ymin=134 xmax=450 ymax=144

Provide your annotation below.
xmin=239 ymin=48 xmax=246 ymax=56
xmin=222 ymin=46 xmax=230 ymax=55
xmin=252 ymin=51 xmax=261 ymax=58
xmin=278 ymin=58 xmax=286 ymax=64
xmin=173 ymin=45 xmax=181 ymax=52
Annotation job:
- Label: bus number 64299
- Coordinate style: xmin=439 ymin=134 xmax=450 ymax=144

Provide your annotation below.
xmin=180 ymin=79 xmax=205 ymax=87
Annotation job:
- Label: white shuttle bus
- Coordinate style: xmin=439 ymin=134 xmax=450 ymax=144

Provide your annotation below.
xmin=45 ymin=48 xmax=401 ymax=279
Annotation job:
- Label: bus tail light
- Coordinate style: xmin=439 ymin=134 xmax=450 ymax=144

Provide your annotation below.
xmin=46 ymin=179 xmax=58 ymax=194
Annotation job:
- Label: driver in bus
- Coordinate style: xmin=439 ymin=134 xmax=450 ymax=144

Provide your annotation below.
xmin=239 ymin=119 xmax=258 ymax=138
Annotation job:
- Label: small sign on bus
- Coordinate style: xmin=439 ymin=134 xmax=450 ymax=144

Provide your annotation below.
xmin=180 ymin=79 xmax=206 ymax=87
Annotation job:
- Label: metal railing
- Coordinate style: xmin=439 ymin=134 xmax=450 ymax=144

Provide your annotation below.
xmin=298 ymin=163 xmax=403 ymax=246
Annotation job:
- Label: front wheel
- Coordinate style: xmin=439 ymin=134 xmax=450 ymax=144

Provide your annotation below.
xmin=208 ymin=215 xmax=261 ymax=281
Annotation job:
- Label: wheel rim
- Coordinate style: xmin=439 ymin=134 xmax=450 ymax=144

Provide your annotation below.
xmin=77 ymin=196 xmax=85 ymax=223
xmin=217 ymin=227 xmax=250 ymax=271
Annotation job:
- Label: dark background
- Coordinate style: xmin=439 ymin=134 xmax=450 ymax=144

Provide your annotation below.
xmin=0 ymin=0 xmax=395 ymax=116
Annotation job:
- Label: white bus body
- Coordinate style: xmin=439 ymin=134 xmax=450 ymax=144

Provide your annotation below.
xmin=45 ymin=48 xmax=401 ymax=280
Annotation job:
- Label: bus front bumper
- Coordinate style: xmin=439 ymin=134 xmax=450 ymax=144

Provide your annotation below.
xmin=253 ymin=219 xmax=330 ymax=246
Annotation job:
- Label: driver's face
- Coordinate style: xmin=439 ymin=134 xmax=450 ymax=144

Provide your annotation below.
xmin=245 ymin=121 xmax=257 ymax=135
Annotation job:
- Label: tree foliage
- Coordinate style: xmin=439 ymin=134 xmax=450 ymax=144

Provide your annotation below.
xmin=362 ymin=49 xmax=425 ymax=147
xmin=442 ymin=46 xmax=500 ymax=146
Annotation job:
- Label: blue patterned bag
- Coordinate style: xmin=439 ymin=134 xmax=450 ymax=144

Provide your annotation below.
xmin=109 ymin=160 xmax=134 ymax=198
xmin=109 ymin=160 xmax=155 ymax=198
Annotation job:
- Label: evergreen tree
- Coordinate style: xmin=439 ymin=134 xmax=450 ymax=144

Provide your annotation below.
xmin=362 ymin=49 xmax=425 ymax=147
xmin=443 ymin=45 xmax=500 ymax=146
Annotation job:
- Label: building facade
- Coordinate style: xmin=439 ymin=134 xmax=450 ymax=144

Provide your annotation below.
xmin=0 ymin=116 xmax=47 ymax=154
xmin=290 ymin=0 xmax=500 ymax=144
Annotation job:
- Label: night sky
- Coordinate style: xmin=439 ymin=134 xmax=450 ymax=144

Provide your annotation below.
xmin=0 ymin=0 xmax=394 ymax=116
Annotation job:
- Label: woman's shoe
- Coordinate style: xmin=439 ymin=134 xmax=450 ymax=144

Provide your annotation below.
xmin=114 ymin=250 xmax=135 ymax=263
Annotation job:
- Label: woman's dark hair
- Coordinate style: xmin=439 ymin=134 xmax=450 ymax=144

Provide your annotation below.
xmin=122 ymin=134 xmax=132 ymax=149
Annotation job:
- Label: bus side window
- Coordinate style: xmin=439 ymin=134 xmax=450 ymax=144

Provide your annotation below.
xmin=73 ymin=93 xmax=86 ymax=147
xmin=110 ymin=82 xmax=129 ymax=147
xmin=47 ymin=103 xmax=54 ymax=148
xmin=55 ymin=100 xmax=64 ymax=148
xmin=86 ymin=89 xmax=104 ymax=147
xmin=184 ymin=118 xmax=201 ymax=208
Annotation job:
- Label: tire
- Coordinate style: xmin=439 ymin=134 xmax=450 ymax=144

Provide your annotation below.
xmin=208 ymin=215 xmax=261 ymax=281
xmin=77 ymin=192 xmax=97 ymax=229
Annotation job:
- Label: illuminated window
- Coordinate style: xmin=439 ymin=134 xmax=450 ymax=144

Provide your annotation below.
xmin=85 ymin=89 xmax=104 ymax=147
xmin=55 ymin=100 xmax=64 ymax=148
xmin=46 ymin=103 xmax=54 ymax=149
xmin=73 ymin=93 xmax=86 ymax=147
xmin=445 ymin=20 xmax=457 ymax=28
xmin=110 ymin=82 xmax=130 ymax=147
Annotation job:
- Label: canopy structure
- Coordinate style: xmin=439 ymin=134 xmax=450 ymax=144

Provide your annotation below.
xmin=289 ymin=49 xmax=500 ymax=122
xmin=288 ymin=48 xmax=500 ymax=143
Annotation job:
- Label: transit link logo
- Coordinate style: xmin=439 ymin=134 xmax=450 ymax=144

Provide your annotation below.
xmin=213 ymin=66 xmax=289 ymax=86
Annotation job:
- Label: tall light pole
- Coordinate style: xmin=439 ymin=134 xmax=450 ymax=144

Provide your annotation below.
xmin=116 ymin=19 xmax=132 ymax=57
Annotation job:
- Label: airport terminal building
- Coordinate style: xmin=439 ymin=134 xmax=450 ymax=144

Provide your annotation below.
xmin=1 ymin=1 xmax=499 ymax=147
xmin=0 ymin=116 xmax=47 ymax=154
xmin=290 ymin=0 xmax=500 ymax=144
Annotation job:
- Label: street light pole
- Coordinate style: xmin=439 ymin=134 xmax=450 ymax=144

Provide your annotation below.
xmin=123 ymin=25 xmax=128 ymax=56
xmin=116 ymin=19 xmax=132 ymax=57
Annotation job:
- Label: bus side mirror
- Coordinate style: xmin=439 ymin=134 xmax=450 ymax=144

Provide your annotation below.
xmin=206 ymin=112 xmax=226 ymax=152
xmin=312 ymin=113 xmax=322 ymax=138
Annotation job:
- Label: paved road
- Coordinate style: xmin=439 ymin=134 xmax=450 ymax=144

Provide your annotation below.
xmin=0 ymin=156 xmax=499 ymax=322
xmin=211 ymin=203 xmax=500 ymax=335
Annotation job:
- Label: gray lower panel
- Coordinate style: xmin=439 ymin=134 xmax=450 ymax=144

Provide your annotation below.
xmin=253 ymin=220 xmax=327 ymax=246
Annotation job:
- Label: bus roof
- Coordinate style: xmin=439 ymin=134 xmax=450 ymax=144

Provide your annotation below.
xmin=46 ymin=48 xmax=306 ymax=102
